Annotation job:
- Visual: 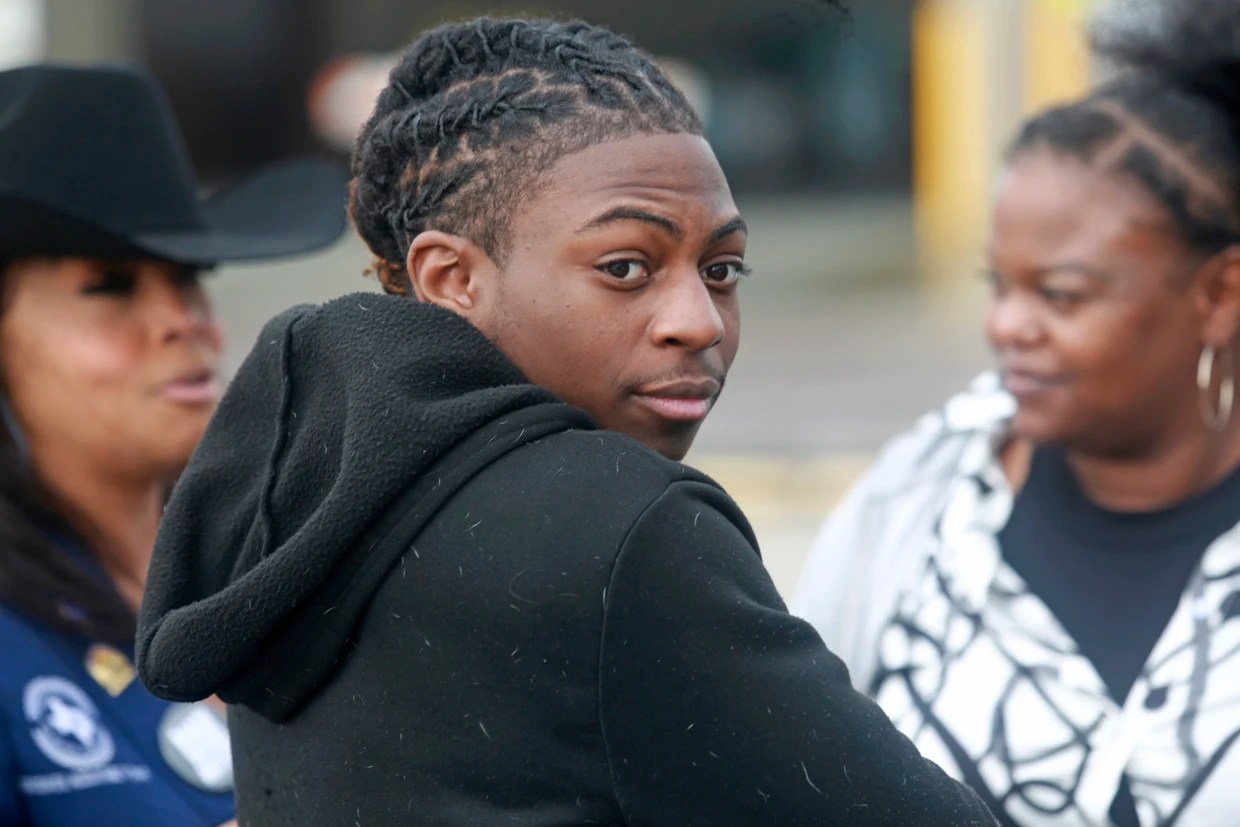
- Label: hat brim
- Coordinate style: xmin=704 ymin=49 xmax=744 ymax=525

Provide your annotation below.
xmin=0 ymin=158 xmax=349 ymax=267
xmin=136 ymin=158 xmax=349 ymax=265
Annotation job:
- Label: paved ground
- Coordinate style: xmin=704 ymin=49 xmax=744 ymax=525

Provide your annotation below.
xmin=688 ymin=283 xmax=990 ymax=597
xmin=205 ymin=229 xmax=993 ymax=599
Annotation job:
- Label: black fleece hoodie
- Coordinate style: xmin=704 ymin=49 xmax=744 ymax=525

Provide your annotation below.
xmin=137 ymin=293 xmax=995 ymax=826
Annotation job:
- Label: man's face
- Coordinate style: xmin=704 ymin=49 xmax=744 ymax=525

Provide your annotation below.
xmin=474 ymin=132 xmax=746 ymax=460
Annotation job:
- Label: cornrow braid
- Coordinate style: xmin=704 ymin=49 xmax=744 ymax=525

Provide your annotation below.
xmin=1006 ymin=0 xmax=1240 ymax=256
xmin=349 ymin=18 xmax=702 ymax=293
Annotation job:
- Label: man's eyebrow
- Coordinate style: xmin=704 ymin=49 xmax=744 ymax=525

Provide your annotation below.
xmin=577 ymin=207 xmax=681 ymax=239
xmin=710 ymin=217 xmax=747 ymax=244
xmin=576 ymin=209 xmax=749 ymax=245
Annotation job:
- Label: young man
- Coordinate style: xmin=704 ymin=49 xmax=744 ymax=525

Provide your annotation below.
xmin=138 ymin=17 xmax=995 ymax=826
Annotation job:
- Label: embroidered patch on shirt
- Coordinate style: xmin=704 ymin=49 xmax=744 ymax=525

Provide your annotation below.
xmin=84 ymin=644 xmax=136 ymax=698
xmin=23 ymin=675 xmax=116 ymax=772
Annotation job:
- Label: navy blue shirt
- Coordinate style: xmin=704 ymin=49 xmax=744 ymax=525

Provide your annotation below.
xmin=0 ymin=604 xmax=235 ymax=826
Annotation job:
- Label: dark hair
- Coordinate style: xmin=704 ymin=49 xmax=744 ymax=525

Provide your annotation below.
xmin=348 ymin=17 xmax=703 ymax=294
xmin=0 ymin=265 xmax=135 ymax=646
xmin=1007 ymin=0 xmax=1240 ymax=254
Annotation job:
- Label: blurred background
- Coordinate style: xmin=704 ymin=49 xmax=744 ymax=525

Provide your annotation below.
xmin=1 ymin=0 xmax=1102 ymax=597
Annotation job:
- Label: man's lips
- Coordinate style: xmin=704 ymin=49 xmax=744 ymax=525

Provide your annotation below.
xmin=159 ymin=369 xmax=221 ymax=406
xmin=632 ymin=378 xmax=722 ymax=423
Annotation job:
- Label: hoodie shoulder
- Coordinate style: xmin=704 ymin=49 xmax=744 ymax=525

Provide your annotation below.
xmin=449 ymin=427 xmax=755 ymax=564
xmin=542 ymin=428 xmax=735 ymax=505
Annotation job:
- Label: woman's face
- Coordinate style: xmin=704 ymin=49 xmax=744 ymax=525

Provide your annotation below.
xmin=0 ymin=258 xmax=223 ymax=482
xmin=985 ymin=150 xmax=1228 ymax=455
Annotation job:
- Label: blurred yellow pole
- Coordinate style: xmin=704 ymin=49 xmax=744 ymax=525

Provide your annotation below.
xmin=1024 ymin=0 xmax=1093 ymax=112
xmin=913 ymin=0 xmax=1094 ymax=284
xmin=912 ymin=0 xmax=1004 ymax=285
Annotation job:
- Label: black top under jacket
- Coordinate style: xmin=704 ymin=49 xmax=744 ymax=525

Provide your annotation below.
xmin=137 ymin=293 xmax=995 ymax=826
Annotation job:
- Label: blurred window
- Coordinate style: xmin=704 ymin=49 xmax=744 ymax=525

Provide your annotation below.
xmin=137 ymin=0 xmax=911 ymax=197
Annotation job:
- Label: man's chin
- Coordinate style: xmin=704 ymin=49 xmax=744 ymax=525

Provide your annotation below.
xmin=601 ymin=406 xmax=704 ymax=461
xmin=643 ymin=423 xmax=702 ymax=463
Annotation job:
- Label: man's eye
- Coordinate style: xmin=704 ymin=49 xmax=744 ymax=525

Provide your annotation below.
xmin=703 ymin=262 xmax=749 ymax=285
xmin=599 ymin=260 xmax=650 ymax=281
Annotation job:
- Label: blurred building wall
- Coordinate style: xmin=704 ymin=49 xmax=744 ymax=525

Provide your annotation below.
xmin=43 ymin=0 xmax=134 ymax=62
xmin=26 ymin=0 xmax=1100 ymax=295
xmin=912 ymin=0 xmax=1096 ymax=284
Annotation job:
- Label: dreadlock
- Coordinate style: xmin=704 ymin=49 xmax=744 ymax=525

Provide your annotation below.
xmin=1008 ymin=0 xmax=1240 ymax=256
xmin=349 ymin=18 xmax=703 ymax=295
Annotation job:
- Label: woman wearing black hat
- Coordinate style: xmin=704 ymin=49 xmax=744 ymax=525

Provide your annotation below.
xmin=0 ymin=64 xmax=344 ymax=826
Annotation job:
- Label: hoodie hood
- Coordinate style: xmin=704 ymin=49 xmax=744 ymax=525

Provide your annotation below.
xmin=136 ymin=292 xmax=593 ymax=720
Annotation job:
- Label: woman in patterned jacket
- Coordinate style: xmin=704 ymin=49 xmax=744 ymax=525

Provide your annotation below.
xmin=794 ymin=1 xmax=1240 ymax=825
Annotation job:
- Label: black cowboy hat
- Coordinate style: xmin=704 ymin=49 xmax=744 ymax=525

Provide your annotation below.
xmin=0 ymin=62 xmax=348 ymax=264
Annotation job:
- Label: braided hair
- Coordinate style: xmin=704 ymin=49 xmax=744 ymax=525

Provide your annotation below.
xmin=350 ymin=18 xmax=703 ymax=294
xmin=1008 ymin=0 xmax=1240 ymax=257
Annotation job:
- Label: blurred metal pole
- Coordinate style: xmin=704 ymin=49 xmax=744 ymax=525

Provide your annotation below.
xmin=43 ymin=0 xmax=137 ymax=61
xmin=913 ymin=0 xmax=1094 ymax=285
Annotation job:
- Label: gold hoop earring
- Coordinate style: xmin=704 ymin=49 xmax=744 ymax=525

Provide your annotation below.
xmin=1198 ymin=344 xmax=1235 ymax=432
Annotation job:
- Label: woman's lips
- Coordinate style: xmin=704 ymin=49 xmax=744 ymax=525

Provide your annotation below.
xmin=160 ymin=372 xmax=221 ymax=406
xmin=1002 ymin=369 xmax=1065 ymax=396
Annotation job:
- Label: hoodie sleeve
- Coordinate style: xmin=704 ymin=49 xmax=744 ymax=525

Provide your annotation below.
xmin=597 ymin=480 xmax=996 ymax=827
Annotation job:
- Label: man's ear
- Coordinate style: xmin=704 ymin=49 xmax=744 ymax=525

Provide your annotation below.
xmin=405 ymin=231 xmax=497 ymax=316
xmin=1197 ymin=245 xmax=1240 ymax=348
